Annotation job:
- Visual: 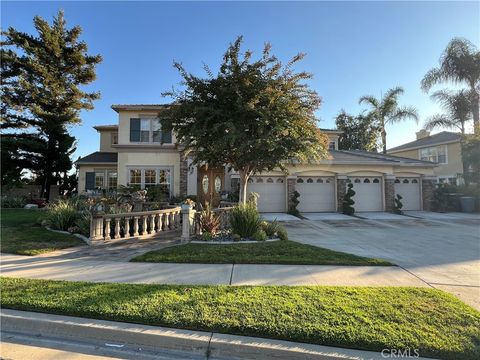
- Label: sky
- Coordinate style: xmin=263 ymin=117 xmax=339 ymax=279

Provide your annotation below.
xmin=2 ymin=1 xmax=479 ymax=160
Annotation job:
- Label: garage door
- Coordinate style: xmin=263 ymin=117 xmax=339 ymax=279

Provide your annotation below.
xmin=394 ymin=178 xmax=421 ymax=211
xmin=247 ymin=176 xmax=286 ymax=212
xmin=349 ymin=177 xmax=383 ymax=212
xmin=296 ymin=177 xmax=335 ymax=212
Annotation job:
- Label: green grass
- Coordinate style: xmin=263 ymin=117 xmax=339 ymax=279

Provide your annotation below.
xmin=0 ymin=209 xmax=85 ymax=255
xmin=131 ymin=240 xmax=392 ymax=265
xmin=2 ymin=277 xmax=479 ymax=359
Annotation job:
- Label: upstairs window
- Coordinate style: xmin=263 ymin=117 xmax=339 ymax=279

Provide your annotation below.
xmin=111 ymin=132 xmax=118 ymax=145
xmin=328 ymin=141 xmax=336 ymax=150
xmin=130 ymin=118 xmax=172 ymax=144
xmin=420 ymin=146 xmax=447 ymax=164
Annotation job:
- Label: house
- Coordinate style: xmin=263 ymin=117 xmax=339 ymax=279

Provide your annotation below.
xmin=76 ymin=104 xmax=438 ymax=213
xmin=387 ymin=130 xmax=463 ymax=185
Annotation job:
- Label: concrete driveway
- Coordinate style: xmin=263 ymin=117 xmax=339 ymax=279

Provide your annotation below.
xmin=286 ymin=212 xmax=480 ymax=309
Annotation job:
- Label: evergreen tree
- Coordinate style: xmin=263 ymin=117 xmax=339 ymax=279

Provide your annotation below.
xmin=1 ymin=11 xmax=101 ymax=198
xmin=335 ymin=110 xmax=380 ymax=151
xmin=393 ymin=194 xmax=403 ymax=214
xmin=342 ymin=183 xmax=356 ymax=215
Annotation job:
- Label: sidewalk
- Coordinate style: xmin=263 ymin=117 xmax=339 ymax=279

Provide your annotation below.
xmin=0 ymin=253 xmax=426 ymax=287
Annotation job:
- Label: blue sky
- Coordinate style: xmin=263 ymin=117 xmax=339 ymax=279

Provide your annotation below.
xmin=2 ymin=1 xmax=479 ymax=160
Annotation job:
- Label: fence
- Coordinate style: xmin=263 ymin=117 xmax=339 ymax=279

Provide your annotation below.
xmin=90 ymin=206 xmax=182 ymax=242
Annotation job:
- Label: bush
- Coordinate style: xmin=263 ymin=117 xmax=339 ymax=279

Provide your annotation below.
xmin=393 ymin=194 xmax=403 ymax=214
xmin=277 ymin=227 xmax=288 ymax=241
xmin=288 ymin=190 xmax=300 ymax=216
xmin=45 ymin=199 xmax=80 ymax=231
xmin=230 ymin=202 xmax=262 ymax=238
xmin=198 ymin=203 xmax=220 ymax=235
xmin=75 ymin=211 xmax=92 ymax=236
xmin=261 ymin=220 xmax=281 ymax=237
xmin=253 ymin=229 xmax=267 ymax=241
xmin=1 ymin=196 xmax=27 ymax=208
xmin=343 ymin=183 xmax=355 ymax=215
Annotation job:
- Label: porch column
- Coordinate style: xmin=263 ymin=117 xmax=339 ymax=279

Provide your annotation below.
xmin=179 ymin=150 xmax=188 ymax=197
xmin=336 ymin=175 xmax=347 ymax=213
xmin=421 ymin=176 xmax=436 ymax=211
xmin=181 ymin=204 xmax=196 ymax=242
xmin=384 ymin=174 xmax=396 ymax=212
xmin=286 ymin=176 xmax=297 ymax=213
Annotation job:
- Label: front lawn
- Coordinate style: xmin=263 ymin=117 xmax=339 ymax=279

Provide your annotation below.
xmin=1 ymin=277 xmax=478 ymax=359
xmin=0 ymin=209 xmax=85 ymax=255
xmin=131 ymin=240 xmax=392 ymax=265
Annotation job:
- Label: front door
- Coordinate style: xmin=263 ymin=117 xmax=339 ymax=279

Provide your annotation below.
xmin=198 ymin=166 xmax=225 ymax=207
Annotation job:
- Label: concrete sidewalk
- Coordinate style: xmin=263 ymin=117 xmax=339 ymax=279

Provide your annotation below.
xmin=0 ymin=253 xmax=426 ymax=287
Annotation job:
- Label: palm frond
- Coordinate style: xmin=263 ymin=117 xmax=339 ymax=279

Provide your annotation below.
xmin=388 ymin=105 xmax=418 ymax=124
xmin=421 ymin=68 xmax=446 ymax=92
xmin=359 ymin=95 xmax=379 ymax=108
xmin=424 ymin=114 xmax=460 ymax=131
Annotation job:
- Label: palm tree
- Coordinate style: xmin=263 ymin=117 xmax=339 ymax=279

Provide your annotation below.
xmin=424 ymin=89 xmax=473 ymax=134
xmin=359 ymin=87 xmax=418 ymax=153
xmin=421 ymin=38 xmax=480 ymax=133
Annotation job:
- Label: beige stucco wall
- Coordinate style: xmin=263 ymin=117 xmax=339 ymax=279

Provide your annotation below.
xmin=117 ymin=110 xmax=178 ymax=145
xmin=390 ymin=142 xmax=462 ymax=178
xmin=117 ymin=151 xmax=181 ymax=195
xmin=78 ymin=165 xmax=117 ymax=194
xmin=99 ymin=130 xmax=118 ymax=152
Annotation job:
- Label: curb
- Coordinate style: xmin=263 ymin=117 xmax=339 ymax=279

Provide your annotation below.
xmin=0 ymin=309 xmax=419 ymax=360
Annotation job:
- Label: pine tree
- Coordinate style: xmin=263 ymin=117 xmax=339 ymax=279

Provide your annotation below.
xmin=1 ymin=11 xmax=101 ymax=198
xmin=342 ymin=183 xmax=356 ymax=215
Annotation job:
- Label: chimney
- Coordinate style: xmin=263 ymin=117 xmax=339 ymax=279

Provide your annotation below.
xmin=416 ymin=129 xmax=430 ymax=140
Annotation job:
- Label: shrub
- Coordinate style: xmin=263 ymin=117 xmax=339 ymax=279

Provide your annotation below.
xmin=230 ymin=202 xmax=262 ymax=238
xmin=261 ymin=220 xmax=281 ymax=237
xmin=201 ymin=232 xmax=213 ymax=241
xmin=253 ymin=229 xmax=267 ymax=241
xmin=232 ymin=233 xmax=241 ymax=241
xmin=1 ymin=196 xmax=26 ymax=208
xmin=45 ymin=199 xmax=79 ymax=231
xmin=198 ymin=203 xmax=221 ymax=235
xmin=277 ymin=227 xmax=288 ymax=241
xmin=393 ymin=194 xmax=403 ymax=214
xmin=75 ymin=211 xmax=92 ymax=236
xmin=343 ymin=183 xmax=355 ymax=215
xmin=288 ymin=190 xmax=300 ymax=216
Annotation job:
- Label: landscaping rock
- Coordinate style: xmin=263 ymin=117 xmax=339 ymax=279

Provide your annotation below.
xmin=24 ymin=204 xmax=39 ymax=209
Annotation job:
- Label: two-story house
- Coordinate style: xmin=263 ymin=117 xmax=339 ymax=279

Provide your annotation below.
xmin=76 ymin=104 xmax=438 ymax=213
xmin=387 ymin=130 xmax=464 ymax=185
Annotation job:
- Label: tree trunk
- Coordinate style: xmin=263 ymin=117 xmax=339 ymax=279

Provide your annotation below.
xmin=238 ymin=169 xmax=251 ymax=204
xmin=471 ymin=90 xmax=479 ymax=135
xmin=381 ymin=119 xmax=387 ymax=154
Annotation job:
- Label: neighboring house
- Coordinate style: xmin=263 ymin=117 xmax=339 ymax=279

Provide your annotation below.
xmin=76 ymin=104 xmax=438 ymax=213
xmin=387 ymin=130 xmax=463 ymax=185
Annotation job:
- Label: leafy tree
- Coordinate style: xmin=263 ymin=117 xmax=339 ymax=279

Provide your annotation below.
xmin=342 ymin=183 xmax=355 ymax=215
xmin=161 ymin=36 xmax=328 ymax=203
xmin=462 ymin=132 xmax=480 ymax=186
xmin=424 ymin=89 xmax=473 ymax=134
xmin=1 ymin=11 xmax=102 ymax=199
xmin=421 ymin=38 xmax=480 ymax=134
xmin=359 ymin=87 xmax=418 ymax=154
xmin=335 ymin=110 xmax=379 ymax=151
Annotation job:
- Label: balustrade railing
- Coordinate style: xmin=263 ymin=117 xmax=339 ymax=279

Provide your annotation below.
xmin=90 ymin=207 xmax=181 ymax=241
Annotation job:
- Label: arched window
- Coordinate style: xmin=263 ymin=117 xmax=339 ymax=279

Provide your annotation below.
xmin=354 ymin=178 xmax=361 ymax=183
xmin=364 ymin=178 xmax=371 ymax=183
xmin=276 ymin=178 xmax=284 ymax=183
xmin=297 ymin=178 xmax=304 ymax=183
xmin=266 ymin=178 xmax=274 ymax=183
xmin=394 ymin=179 xmax=400 ymax=183
xmin=317 ymin=178 xmax=323 ymax=183
xmin=248 ymin=178 xmax=254 ymax=183
xmin=325 ymin=179 xmax=331 ymax=183
xmin=373 ymin=178 xmax=380 ymax=183
xmin=403 ymin=179 xmax=409 ymax=184
xmin=412 ymin=179 xmax=418 ymax=184
xmin=307 ymin=178 xmax=313 ymax=183
xmin=256 ymin=178 xmax=264 ymax=183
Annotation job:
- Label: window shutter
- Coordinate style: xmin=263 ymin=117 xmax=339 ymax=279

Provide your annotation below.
xmin=85 ymin=172 xmax=95 ymax=190
xmin=162 ymin=130 xmax=172 ymax=144
xmin=130 ymin=118 xmax=141 ymax=142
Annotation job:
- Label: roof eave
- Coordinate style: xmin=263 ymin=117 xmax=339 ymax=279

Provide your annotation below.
xmin=388 ymin=139 xmax=461 ymax=153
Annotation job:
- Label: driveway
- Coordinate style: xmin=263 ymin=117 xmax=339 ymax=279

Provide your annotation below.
xmin=285 ymin=211 xmax=480 ymax=309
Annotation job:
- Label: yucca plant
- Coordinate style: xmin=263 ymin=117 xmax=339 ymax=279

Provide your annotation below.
xmin=45 ymin=199 xmax=79 ymax=231
xmin=198 ymin=202 xmax=221 ymax=235
xmin=230 ymin=202 xmax=262 ymax=238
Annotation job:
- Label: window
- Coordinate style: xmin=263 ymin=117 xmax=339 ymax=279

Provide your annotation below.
xmin=129 ymin=118 xmax=172 ymax=144
xmin=307 ymin=178 xmax=314 ymax=183
xmin=95 ymin=171 xmax=105 ymax=189
xmin=129 ymin=169 xmax=142 ymax=185
xmin=328 ymin=141 xmax=336 ymax=150
xmin=297 ymin=178 xmax=304 ymax=183
xmin=111 ymin=132 xmax=118 ymax=145
xmin=373 ymin=178 xmax=380 ymax=183
xmin=420 ymin=146 xmax=447 ymax=164
xmin=144 ymin=169 xmax=156 ymax=187
xmin=108 ymin=171 xmax=117 ymax=189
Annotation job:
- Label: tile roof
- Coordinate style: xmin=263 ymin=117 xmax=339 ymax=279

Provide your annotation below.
xmin=341 ymin=150 xmax=436 ymax=165
xmin=387 ymin=131 xmax=462 ymax=153
xmin=75 ymin=152 xmax=118 ymax=164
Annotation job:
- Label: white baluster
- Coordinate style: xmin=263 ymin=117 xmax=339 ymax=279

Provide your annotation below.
xmin=114 ymin=218 xmax=121 ymax=239
xmin=133 ymin=216 xmax=139 ymax=236
xmin=124 ymin=217 xmax=131 ymax=238
xmin=104 ymin=218 xmax=111 ymax=240
xmin=157 ymin=213 xmax=163 ymax=231
xmin=142 ymin=216 xmax=148 ymax=235
xmin=164 ymin=212 xmax=170 ymax=230
xmin=150 ymin=214 xmax=156 ymax=233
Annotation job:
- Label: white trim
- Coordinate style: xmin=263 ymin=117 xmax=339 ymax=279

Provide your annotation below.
xmin=126 ymin=166 xmax=174 ymax=194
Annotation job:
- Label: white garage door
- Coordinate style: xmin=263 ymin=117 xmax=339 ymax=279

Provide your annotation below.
xmin=350 ymin=177 xmax=383 ymax=212
xmin=296 ymin=177 xmax=336 ymax=212
xmin=247 ymin=176 xmax=286 ymax=212
xmin=394 ymin=178 xmax=421 ymax=211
